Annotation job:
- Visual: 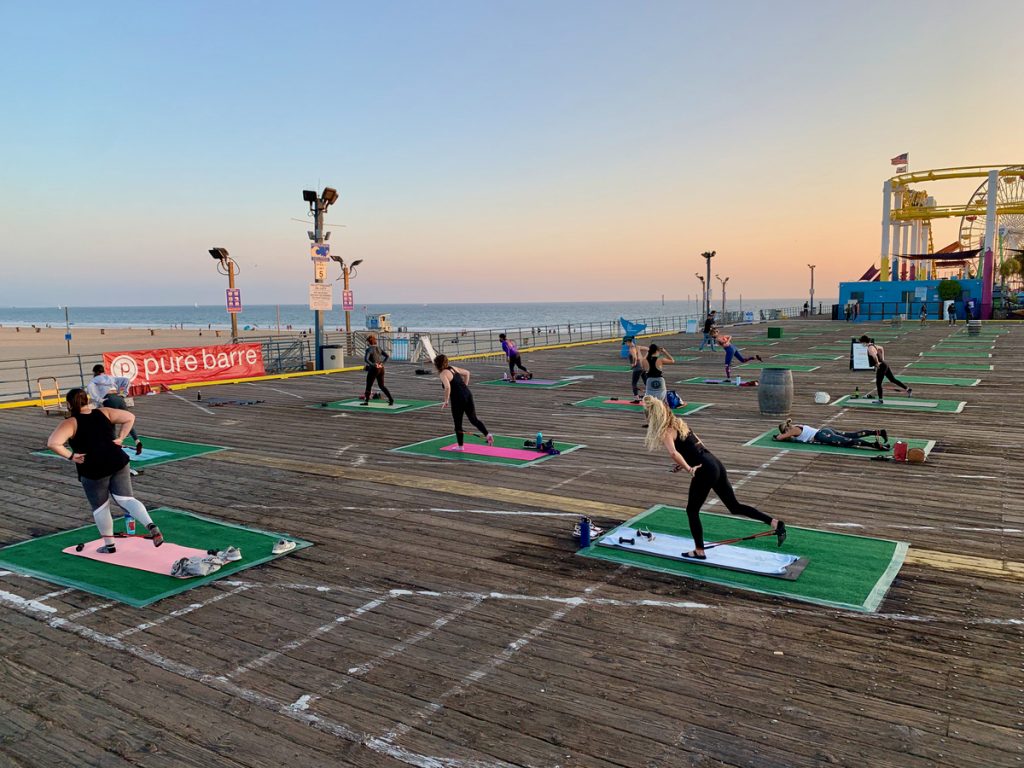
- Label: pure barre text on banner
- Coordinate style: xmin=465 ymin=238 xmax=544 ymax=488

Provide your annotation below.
xmin=103 ymin=344 xmax=266 ymax=387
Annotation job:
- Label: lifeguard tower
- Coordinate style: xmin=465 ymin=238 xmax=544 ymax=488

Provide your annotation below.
xmin=365 ymin=313 xmax=393 ymax=333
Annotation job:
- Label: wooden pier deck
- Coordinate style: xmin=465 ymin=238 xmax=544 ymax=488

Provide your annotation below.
xmin=0 ymin=320 xmax=1020 ymax=767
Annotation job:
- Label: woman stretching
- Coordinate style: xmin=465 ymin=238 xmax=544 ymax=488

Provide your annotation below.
xmin=773 ymin=419 xmax=889 ymax=450
xmin=642 ymin=344 xmax=676 ymax=402
xmin=859 ymin=335 xmax=912 ymax=404
xmin=46 ymin=389 xmax=163 ymax=554
xmin=499 ymin=334 xmax=531 ymax=379
xmin=434 ymin=354 xmax=493 ymax=450
xmin=362 ymin=333 xmax=394 ymax=405
xmin=711 ymin=330 xmax=761 ymax=379
xmin=626 ymin=337 xmax=649 ymax=401
xmin=643 ymin=396 xmax=784 ymax=559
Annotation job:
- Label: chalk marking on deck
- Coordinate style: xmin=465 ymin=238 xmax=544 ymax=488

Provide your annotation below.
xmin=225 ymin=595 xmax=388 ymax=679
xmin=116 ymin=584 xmax=252 ymax=639
xmin=66 ymin=602 xmax=116 ymax=620
xmin=37 ymin=588 xmax=74 ymax=601
xmin=260 ymin=384 xmax=304 ymax=399
xmin=169 ymin=393 xmax=216 ymax=415
xmin=545 ymin=468 xmax=595 ymax=493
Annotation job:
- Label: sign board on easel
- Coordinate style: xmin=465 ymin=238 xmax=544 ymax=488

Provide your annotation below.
xmin=685 ymin=319 xmax=698 ymax=334
xmin=850 ymin=341 xmax=872 ymax=371
xmin=411 ymin=334 xmax=437 ymax=364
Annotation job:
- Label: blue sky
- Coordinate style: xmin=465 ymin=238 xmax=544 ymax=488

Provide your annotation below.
xmin=1 ymin=1 xmax=1021 ymax=305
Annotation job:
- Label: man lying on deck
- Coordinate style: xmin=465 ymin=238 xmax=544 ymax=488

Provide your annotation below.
xmin=772 ymin=419 xmax=890 ymax=450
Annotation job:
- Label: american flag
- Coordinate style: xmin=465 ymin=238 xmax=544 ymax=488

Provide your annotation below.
xmin=890 ymin=153 xmax=909 ymax=165
xmin=896 ymin=165 xmax=908 ymax=173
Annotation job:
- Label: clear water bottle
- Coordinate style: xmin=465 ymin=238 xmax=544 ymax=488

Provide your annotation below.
xmin=735 ymin=376 xmax=742 ymax=386
xmin=536 ymin=431 xmax=543 ymax=450
xmin=124 ymin=511 xmax=136 ymax=536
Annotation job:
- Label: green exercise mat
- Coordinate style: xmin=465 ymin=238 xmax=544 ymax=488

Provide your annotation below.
xmin=391 ymin=433 xmax=584 ymax=467
xmin=770 ymin=353 xmax=843 ymax=361
xmin=577 ymin=504 xmax=907 ymax=612
xmin=478 ymin=377 xmax=580 ymax=389
xmin=920 ymin=350 xmax=992 ymax=358
xmin=34 ymin=436 xmax=226 ymax=469
xmin=310 ymin=398 xmax=437 ymax=413
xmin=744 ymin=428 xmax=934 ymax=459
xmin=570 ymin=396 xmax=711 ymax=415
xmin=895 ymin=375 xmax=980 ymax=387
xmin=0 ymin=508 xmax=311 ymax=608
xmin=832 ymin=394 xmax=965 ymax=413
xmin=736 ymin=362 xmax=820 ymax=372
xmin=906 ymin=362 xmax=993 ymax=371
xmin=677 ymin=376 xmax=759 ymax=387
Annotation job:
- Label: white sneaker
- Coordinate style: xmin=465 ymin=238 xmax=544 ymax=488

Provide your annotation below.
xmin=272 ymin=539 xmax=296 ymax=555
xmin=572 ymin=520 xmax=605 ymax=538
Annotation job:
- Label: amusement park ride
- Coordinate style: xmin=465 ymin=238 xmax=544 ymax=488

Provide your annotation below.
xmin=872 ymin=165 xmax=1024 ymax=318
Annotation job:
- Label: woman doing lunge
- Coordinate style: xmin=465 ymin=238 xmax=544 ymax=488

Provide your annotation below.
xmin=434 ymin=354 xmax=493 ymax=450
xmin=773 ymin=419 xmax=889 ymax=450
xmin=859 ymin=335 xmax=912 ymax=404
xmin=626 ymin=337 xmax=649 ymax=401
xmin=643 ymin=396 xmax=784 ymax=560
xmin=362 ymin=334 xmax=394 ymax=405
xmin=499 ymin=334 xmax=531 ymax=379
xmin=46 ymin=389 xmax=163 ymax=554
xmin=711 ymin=330 xmax=761 ymax=379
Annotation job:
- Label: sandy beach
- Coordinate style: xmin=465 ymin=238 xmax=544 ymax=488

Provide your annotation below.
xmin=0 ymin=326 xmax=300 ymax=361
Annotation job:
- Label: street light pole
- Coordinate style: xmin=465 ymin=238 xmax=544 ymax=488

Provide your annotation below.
xmin=304 ymin=187 xmax=339 ymax=369
xmin=701 ymin=251 xmax=716 ymax=317
xmin=716 ymin=274 xmax=729 ymax=317
xmin=807 ymin=264 xmax=816 ymax=316
xmin=209 ymin=248 xmax=239 ymax=339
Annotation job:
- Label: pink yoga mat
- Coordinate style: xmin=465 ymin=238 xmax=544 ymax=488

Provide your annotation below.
xmin=440 ymin=443 xmax=547 ymax=461
xmin=63 ymin=537 xmax=209 ymax=575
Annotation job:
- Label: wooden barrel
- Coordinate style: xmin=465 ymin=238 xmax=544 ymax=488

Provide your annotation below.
xmin=967 ymin=319 xmax=982 ymax=336
xmin=758 ymin=368 xmax=793 ymax=417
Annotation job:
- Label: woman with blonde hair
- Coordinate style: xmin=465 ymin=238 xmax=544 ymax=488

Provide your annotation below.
xmin=642 ymin=396 xmax=784 ymax=559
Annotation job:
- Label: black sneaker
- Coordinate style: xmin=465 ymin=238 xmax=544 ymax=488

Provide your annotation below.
xmin=906 ymin=388 xmax=913 ymax=398
xmin=774 ymin=521 xmax=787 ymax=547
xmin=135 ymin=441 xmax=144 ymax=456
xmin=97 ymin=544 xmax=117 ymax=554
xmin=148 ymin=524 xmax=164 ymax=547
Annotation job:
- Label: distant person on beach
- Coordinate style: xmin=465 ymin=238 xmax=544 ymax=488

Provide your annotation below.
xmin=498 ymin=333 xmax=531 ymax=380
xmin=859 ymin=335 xmax=912 ymax=404
xmin=699 ymin=311 xmax=717 ymax=351
xmin=643 ymin=396 xmax=785 ymax=560
xmin=642 ymin=344 xmax=676 ymax=402
xmin=434 ymin=354 xmax=493 ymax=450
xmin=803 ymin=301 xmax=809 ymax=317
xmin=711 ymin=330 xmax=762 ymax=380
xmin=626 ymin=337 xmax=649 ymax=401
xmin=773 ymin=419 xmax=890 ymax=450
xmin=46 ymin=389 xmax=163 ymax=554
xmin=947 ymin=303 xmax=956 ymax=325
xmin=87 ymin=364 xmax=142 ymax=455
xmin=362 ymin=333 xmax=394 ymax=406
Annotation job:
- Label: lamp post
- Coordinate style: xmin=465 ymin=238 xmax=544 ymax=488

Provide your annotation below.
xmin=208 ymin=247 xmax=239 ymax=339
xmin=715 ymin=274 xmax=729 ymax=318
xmin=700 ymin=251 xmax=716 ymax=317
xmin=695 ymin=273 xmax=706 ymax=317
xmin=330 ymin=255 xmax=364 ymax=348
xmin=807 ymin=264 xmax=816 ymax=316
xmin=303 ymin=187 xmax=340 ymax=369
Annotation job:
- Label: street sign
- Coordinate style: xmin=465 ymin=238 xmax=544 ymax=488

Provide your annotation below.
xmin=310 ymin=243 xmax=330 ymax=262
xmin=342 ymin=289 xmax=354 ymax=311
xmin=314 ymin=261 xmax=327 ymax=281
xmin=64 ymin=333 xmax=72 ymax=341
xmin=226 ymin=288 xmax=242 ymax=313
xmin=309 ymin=283 xmax=333 ymax=311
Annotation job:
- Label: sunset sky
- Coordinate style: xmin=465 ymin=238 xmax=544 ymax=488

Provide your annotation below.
xmin=1 ymin=1 xmax=1021 ymax=306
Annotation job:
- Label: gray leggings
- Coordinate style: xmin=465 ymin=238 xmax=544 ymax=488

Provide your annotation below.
xmin=81 ymin=465 xmax=133 ymax=509
xmin=812 ymin=428 xmax=880 ymax=449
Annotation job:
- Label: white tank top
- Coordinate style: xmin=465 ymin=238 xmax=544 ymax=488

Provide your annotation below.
xmin=797 ymin=425 xmax=819 ymax=443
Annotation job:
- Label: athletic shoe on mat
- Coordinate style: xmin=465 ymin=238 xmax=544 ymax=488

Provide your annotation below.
xmin=906 ymin=388 xmax=913 ymax=398
xmin=97 ymin=544 xmax=117 ymax=554
xmin=148 ymin=525 xmax=164 ymax=547
xmin=135 ymin=441 xmax=144 ymax=456
xmin=272 ymin=539 xmax=296 ymax=555
xmin=573 ymin=520 xmax=605 ymax=538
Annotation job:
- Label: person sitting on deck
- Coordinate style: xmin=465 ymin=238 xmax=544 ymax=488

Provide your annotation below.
xmin=772 ymin=419 xmax=890 ymax=450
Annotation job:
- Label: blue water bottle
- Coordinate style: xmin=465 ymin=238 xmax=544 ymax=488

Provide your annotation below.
xmin=536 ymin=431 xmax=543 ymax=450
xmin=124 ymin=511 xmax=136 ymax=536
xmin=578 ymin=516 xmax=591 ymax=548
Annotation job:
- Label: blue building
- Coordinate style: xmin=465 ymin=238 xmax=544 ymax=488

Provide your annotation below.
xmin=837 ymin=279 xmax=982 ymax=322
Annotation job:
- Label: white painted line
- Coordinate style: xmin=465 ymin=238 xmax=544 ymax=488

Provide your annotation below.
xmin=0 ymin=589 xmax=57 ymax=614
xmin=225 ymin=596 xmax=388 ymax=679
xmin=66 ymin=602 xmax=116 ymax=620
xmin=169 ymin=393 xmax=216 ymax=415
xmin=545 ymin=468 xmax=595 ymax=493
xmin=116 ymin=584 xmax=253 ymax=639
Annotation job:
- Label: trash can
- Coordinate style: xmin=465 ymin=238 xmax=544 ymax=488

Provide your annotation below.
xmin=321 ymin=345 xmax=345 ymax=370
xmin=767 ymin=327 xmax=783 ymax=339
xmin=967 ymin=319 xmax=982 ymax=337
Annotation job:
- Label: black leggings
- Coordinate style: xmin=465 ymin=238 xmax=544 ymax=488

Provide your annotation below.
xmin=875 ymin=361 xmax=908 ymax=399
xmin=363 ymin=367 xmax=393 ymax=403
xmin=508 ymin=353 xmax=528 ymax=376
xmin=812 ymin=427 xmax=881 ymax=449
xmin=685 ymin=452 xmax=773 ymax=550
xmin=450 ymin=395 xmax=487 ymax=446
xmin=631 ymin=367 xmax=647 ymax=396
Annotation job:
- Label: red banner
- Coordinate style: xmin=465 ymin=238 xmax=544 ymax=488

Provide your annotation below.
xmin=103 ymin=343 xmax=266 ymax=388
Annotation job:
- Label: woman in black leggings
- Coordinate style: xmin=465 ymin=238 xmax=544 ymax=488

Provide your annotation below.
xmin=859 ymin=335 xmax=912 ymax=404
xmin=362 ymin=333 xmax=394 ymax=405
xmin=643 ymin=396 xmax=785 ymax=559
xmin=434 ymin=354 xmax=493 ymax=449
xmin=773 ymin=419 xmax=889 ymax=450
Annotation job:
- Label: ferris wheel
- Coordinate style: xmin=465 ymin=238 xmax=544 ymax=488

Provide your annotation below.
xmin=958 ymin=165 xmax=1024 ymax=253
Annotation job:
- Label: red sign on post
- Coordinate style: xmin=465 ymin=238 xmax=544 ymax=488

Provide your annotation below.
xmin=342 ymin=290 xmax=354 ymax=311
xmin=226 ymin=288 xmax=242 ymax=313
xmin=104 ymin=343 xmax=266 ymax=388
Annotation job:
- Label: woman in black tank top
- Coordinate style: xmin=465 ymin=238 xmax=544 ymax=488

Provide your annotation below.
xmin=434 ymin=354 xmax=493 ymax=449
xmin=47 ymin=389 xmax=163 ymax=554
xmin=642 ymin=396 xmax=785 ymax=559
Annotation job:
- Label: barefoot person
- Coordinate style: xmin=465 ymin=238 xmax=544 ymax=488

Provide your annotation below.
xmin=46 ymin=388 xmax=163 ymax=554
xmin=87 ymin=364 xmax=143 ymax=455
xmin=859 ymin=335 xmax=912 ymax=404
xmin=499 ymin=334 xmax=531 ymax=380
xmin=434 ymin=354 xmax=493 ymax=450
xmin=362 ymin=334 xmax=394 ymax=406
xmin=711 ymin=329 xmax=762 ymax=380
xmin=643 ymin=396 xmax=784 ymax=560
xmin=773 ymin=419 xmax=889 ymax=450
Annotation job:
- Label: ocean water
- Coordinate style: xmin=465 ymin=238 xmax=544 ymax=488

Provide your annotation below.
xmin=0 ymin=299 xmax=835 ymax=333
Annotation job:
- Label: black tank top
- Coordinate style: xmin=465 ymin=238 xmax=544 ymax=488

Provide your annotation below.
xmin=647 ymin=355 xmax=663 ymax=377
xmin=673 ymin=429 xmax=707 ymax=466
xmin=445 ymin=369 xmax=471 ymax=402
xmin=68 ymin=410 xmax=130 ymax=480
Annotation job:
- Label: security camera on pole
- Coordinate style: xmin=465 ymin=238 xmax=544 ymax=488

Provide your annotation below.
xmin=302 ymin=187 xmax=339 ymax=370
xmin=701 ymin=251 xmax=715 ymax=317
